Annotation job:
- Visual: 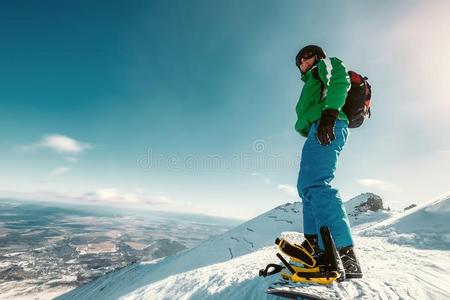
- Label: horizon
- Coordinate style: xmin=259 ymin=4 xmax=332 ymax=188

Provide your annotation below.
xmin=1 ymin=189 xmax=442 ymax=222
xmin=1 ymin=0 xmax=449 ymax=219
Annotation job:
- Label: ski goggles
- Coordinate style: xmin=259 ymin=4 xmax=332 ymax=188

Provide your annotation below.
xmin=299 ymin=52 xmax=315 ymax=61
xmin=296 ymin=52 xmax=316 ymax=69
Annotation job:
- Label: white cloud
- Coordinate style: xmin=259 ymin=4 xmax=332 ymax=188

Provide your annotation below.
xmin=80 ymin=188 xmax=174 ymax=206
xmin=0 ymin=187 xmax=175 ymax=208
xmin=251 ymin=172 xmax=271 ymax=185
xmin=277 ymin=184 xmax=298 ymax=199
xmin=49 ymin=167 xmax=71 ymax=177
xmin=40 ymin=134 xmax=91 ymax=154
xmin=20 ymin=134 xmax=91 ymax=154
xmin=0 ymin=187 xmax=253 ymax=220
xmin=357 ymin=178 xmax=401 ymax=192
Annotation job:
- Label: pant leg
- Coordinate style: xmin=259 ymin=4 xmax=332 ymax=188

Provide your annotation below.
xmin=297 ymin=170 xmax=317 ymax=236
xmin=297 ymin=120 xmax=353 ymax=249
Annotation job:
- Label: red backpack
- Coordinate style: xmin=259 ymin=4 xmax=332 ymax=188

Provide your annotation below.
xmin=313 ymin=69 xmax=372 ymax=128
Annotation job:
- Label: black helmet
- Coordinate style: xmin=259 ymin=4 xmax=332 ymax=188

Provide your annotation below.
xmin=295 ymin=45 xmax=326 ymax=70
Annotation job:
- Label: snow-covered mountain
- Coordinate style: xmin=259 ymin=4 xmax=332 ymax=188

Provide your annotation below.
xmin=55 ymin=193 xmax=450 ymax=300
xmin=361 ymin=191 xmax=450 ymax=250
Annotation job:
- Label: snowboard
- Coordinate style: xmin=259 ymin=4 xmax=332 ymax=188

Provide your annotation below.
xmin=266 ymin=277 xmax=341 ymax=299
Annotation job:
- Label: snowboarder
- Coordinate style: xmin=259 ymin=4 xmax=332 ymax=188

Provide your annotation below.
xmin=294 ymin=45 xmax=362 ymax=279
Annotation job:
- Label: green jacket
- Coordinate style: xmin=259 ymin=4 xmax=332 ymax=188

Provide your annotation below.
xmin=295 ymin=57 xmax=350 ymax=137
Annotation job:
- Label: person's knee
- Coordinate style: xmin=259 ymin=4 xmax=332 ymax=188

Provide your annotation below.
xmin=299 ymin=185 xmax=316 ymax=203
xmin=298 ymin=173 xmax=333 ymax=197
xmin=303 ymin=184 xmax=341 ymax=203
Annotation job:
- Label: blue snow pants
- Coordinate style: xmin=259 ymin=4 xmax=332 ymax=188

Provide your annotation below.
xmin=297 ymin=119 xmax=353 ymax=250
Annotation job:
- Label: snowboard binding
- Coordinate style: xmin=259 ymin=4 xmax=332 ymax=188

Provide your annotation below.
xmin=259 ymin=226 xmax=345 ymax=285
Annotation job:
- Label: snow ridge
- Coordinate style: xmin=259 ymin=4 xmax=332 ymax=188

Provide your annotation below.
xmin=56 ymin=193 xmax=450 ymax=300
xmin=361 ymin=192 xmax=450 ymax=249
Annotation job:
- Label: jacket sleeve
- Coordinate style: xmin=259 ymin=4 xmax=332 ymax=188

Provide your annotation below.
xmin=317 ymin=57 xmax=351 ymax=111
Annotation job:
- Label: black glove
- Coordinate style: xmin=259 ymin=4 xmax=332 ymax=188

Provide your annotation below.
xmin=316 ymin=109 xmax=339 ymax=146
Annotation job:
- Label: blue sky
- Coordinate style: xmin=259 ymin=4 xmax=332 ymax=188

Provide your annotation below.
xmin=1 ymin=0 xmax=449 ymax=220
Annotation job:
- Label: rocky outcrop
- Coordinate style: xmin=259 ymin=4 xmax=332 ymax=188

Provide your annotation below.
xmin=354 ymin=193 xmax=384 ymax=212
xmin=404 ymin=204 xmax=417 ymax=211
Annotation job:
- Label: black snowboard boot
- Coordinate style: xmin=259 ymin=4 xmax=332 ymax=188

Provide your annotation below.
xmin=338 ymin=246 xmax=363 ymax=279
xmin=301 ymin=234 xmax=321 ymax=258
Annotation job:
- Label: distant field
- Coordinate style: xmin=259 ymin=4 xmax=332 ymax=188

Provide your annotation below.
xmin=0 ymin=198 xmax=238 ymax=299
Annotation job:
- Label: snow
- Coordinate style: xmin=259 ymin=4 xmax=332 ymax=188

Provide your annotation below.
xmin=0 ymin=284 xmax=74 ymax=300
xmin=56 ymin=193 xmax=450 ymax=300
xmin=4 ymin=252 xmax=24 ymax=257
xmin=47 ymin=276 xmax=78 ymax=285
xmin=361 ymin=192 xmax=450 ymax=249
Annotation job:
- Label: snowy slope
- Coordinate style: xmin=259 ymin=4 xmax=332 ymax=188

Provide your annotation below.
xmin=118 ymin=235 xmax=450 ymax=300
xmin=361 ymin=192 xmax=450 ymax=250
xmin=55 ymin=202 xmax=304 ymax=300
xmin=56 ymin=193 xmax=450 ymax=300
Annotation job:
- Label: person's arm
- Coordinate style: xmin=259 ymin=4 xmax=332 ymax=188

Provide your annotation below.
xmin=315 ymin=57 xmax=350 ymax=145
xmin=317 ymin=57 xmax=351 ymax=111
